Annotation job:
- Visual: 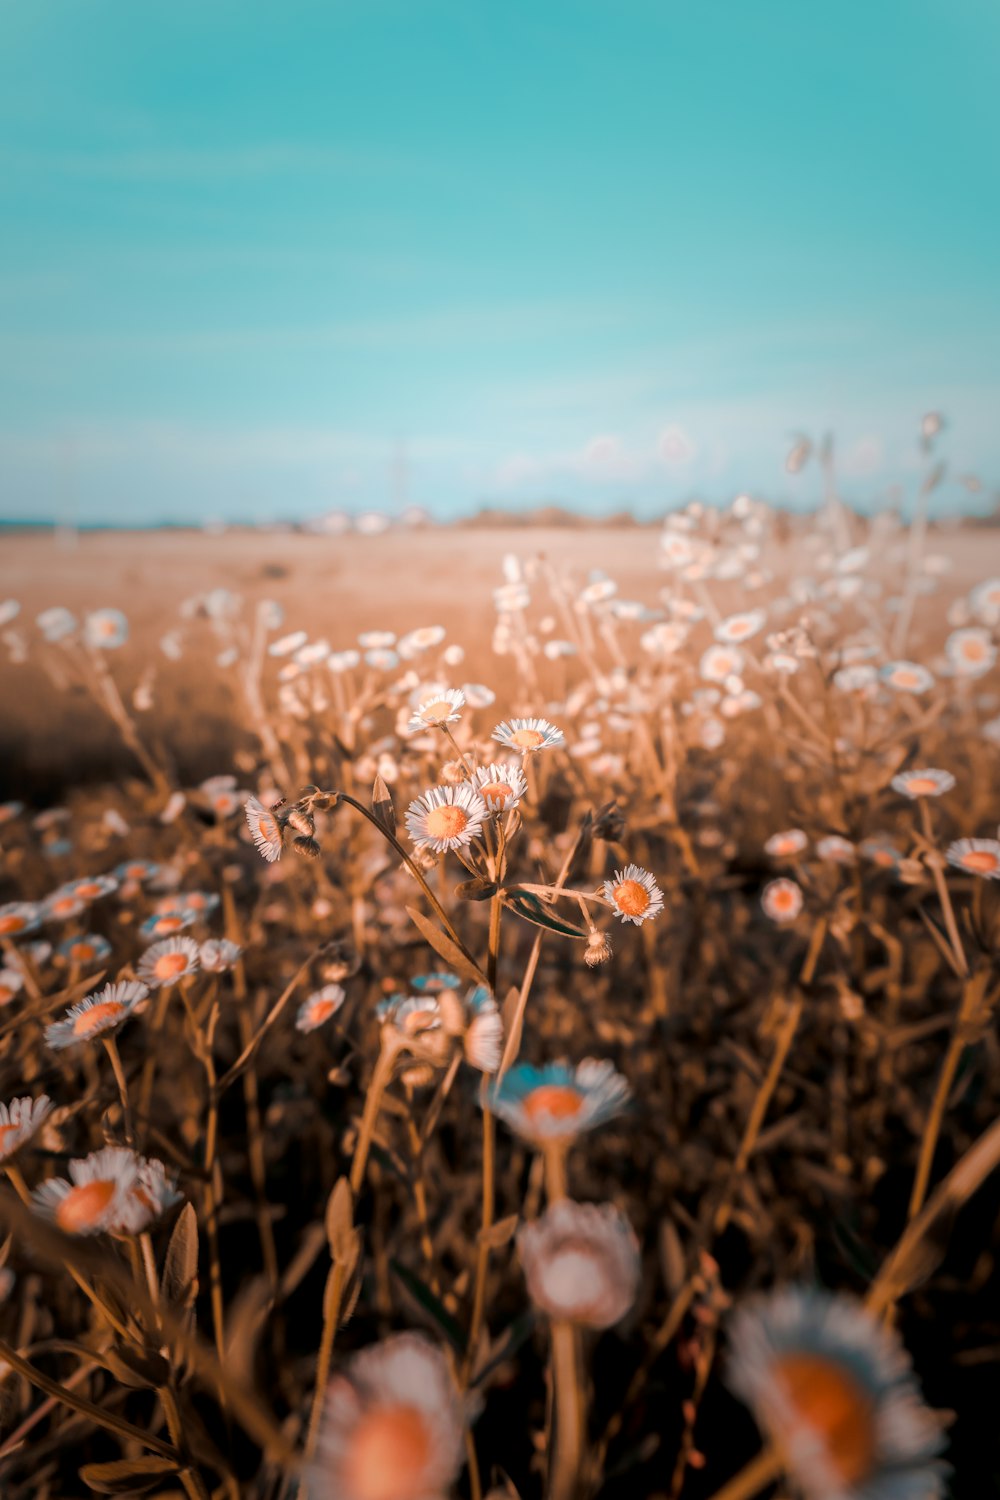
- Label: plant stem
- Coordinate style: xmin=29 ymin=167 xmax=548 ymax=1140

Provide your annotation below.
xmin=703 ymin=1446 xmax=782 ymax=1500
xmin=907 ymin=968 xmax=989 ymax=1221
xmin=349 ymin=1040 xmax=401 ymax=1195
xmin=549 ymin=1320 xmax=584 ymax=1500
xmin=102 ymin=1033 xmax=134 ymax=1147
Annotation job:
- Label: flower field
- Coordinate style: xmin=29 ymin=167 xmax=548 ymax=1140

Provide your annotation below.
xmin=0 ymin=490 xmax=999 ymax=1499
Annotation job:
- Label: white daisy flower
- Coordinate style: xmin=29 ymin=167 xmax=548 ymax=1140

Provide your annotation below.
xmin=33 ymin=1147 xmax=140 ymax=1236
xmin=112 ymin=1156 xmax=184 ymax=1235
xmin=880 ymin=661 xmax=935 ymax=695
xmin=488 ymin=1058 xmax=631 ymax=1145
xmin=0 ymin=1095 xmax=53 ymax=1163
xmin=945 ymin=627 xmax=996 ymax=678
xmin=200 ymin=939 xmax=242 ymax=973
xmin=518 ymin=1199 xmax=641 ymax=1329
xmin=602 ymin=865 xmax=664 ymax=925
xmin=945 ymin=837 xmax=1000 ymax=880
xmin=296 ymin=984 xmax=347 ymax=1033
xmin=138 ymin=936 xmax=201 ymax=989
xmin=764 ymin=829 xmax=809 ymax=858
xmin=726 ymin=1286 xmax=947 ymax=1500
xmin=891 ymin=768 xmax=956 ymax=799
xmin=83 ymin=609 xmax=129 ymax=650
xmin=36 ymin=606 xmax=77 ymax=642
xmin=45 ymin=980 xmax=148 ymax=1050
xmin=762 ymin=878 xmax=804 ymax=923
xmin=245 ymin=795 xmax=285 ymax=863
xmin=715 ymin=609 xmax=766 ymax=644
xmin=398 ymin=625 xmax=447 ymax=656
xmin=406 ymin=688 xmax=466 ymax=734
xmin=491 ymin=717 xmax=565 ymax=754
xmin=816 ymin=836 xmax=857 ymax=866
xmin=405 ymin=785 xmax=488 ymax=854
xmin=700 ymin=644 xmax=746 ymax=683
xmin=310 ymin=1333 xmax=466 ymax=1500
xmin=467 ymin=762 xmax=528 ymax=813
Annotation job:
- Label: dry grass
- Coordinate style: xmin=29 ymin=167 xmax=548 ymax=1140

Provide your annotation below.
xmin=0 ymin=492 xmax=998 ymax=1499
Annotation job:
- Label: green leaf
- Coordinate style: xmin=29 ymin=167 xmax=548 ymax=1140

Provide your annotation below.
xmin=405 ymin=905 xmax=486 ymax=985
xmin=503 ymin=891 xmax=588 ymax=939
xmin=390 ymin=1258 xmax=467 ymax=1355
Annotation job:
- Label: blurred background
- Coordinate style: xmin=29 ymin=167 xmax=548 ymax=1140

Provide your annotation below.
xmin=0 ymin=0 xmax=998 ymax=528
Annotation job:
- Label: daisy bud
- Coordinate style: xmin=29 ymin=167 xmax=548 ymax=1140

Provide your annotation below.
xmin=288 ymin=807 xmax=316 ymax=838
xmin=440 ymin=760 xmax=468 ymax=785
xmin=585 ymin=930 xmax=613 ymax=968
xmin=293 ymin=836 xmax=322 ymax=859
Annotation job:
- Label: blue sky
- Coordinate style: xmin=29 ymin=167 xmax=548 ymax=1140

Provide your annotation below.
xmin=1 ymin=0 xmax=998 ymax=524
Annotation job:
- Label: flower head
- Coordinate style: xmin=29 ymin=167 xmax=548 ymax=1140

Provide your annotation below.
xmin=56 ymin=933 xmax=113 ymax=965
xmin=762 ymin=877 xmax=804 ymax=923
xmin=891 ymin=768 xmax=956 ymax=800
xmin=726 ymin=1286 xmax=947 ymax=1500
xmin=297 ymin=984 xmax=347 ymax=1033
xmin=405 ymin=785 xmax=488 ymax=854
xmin=245 ymin=795 xmax=285 ymax=863
xmin=83 ymin=609 xmax=129 ymax=650
xmin=765 ymin=829 xmax=809 ymax=859
xmin=0 ymin=1095 xmax=52 ymax=1163
xmin=33 ymin=1147 xmax=140 ymax=1235
xmin=407 ymin=688 xmax=465 ymax=734
xmin=880 ymin=661 xmax=934 ymax=695
xmin=114 ymin=1156 xmax=184 ymax=1234
xmin=466 ymin=762 xmax=528 ymax=814
xmin=488 ymin=1059 xmax=631 ymax=1145
xmin=602 ymin=865 xmax=664 ymax=925
xmin=200 ymin=938 xmax=242 ymax=973
xmin=715 ymin=609 xmax=766 ymax=644
xmin=311 ymin=1333 xmax=466 ymax=1500
xmin=0 ymin=903 xmax=41 ymax=939
xmin=45 ymin=980 xmax=148 ymax=1049
xmin=140 ymin=908 xmax=197 ymax=939
xmin=491 ymin=717 xmax=565 ymax=754
xmin=138 ymin=936 xmax=201 ymax=988
xmin=946 ymin=837 xmax=1000 ymax=880
xmin=518 ymin=1199 xmax=640 ymax=1329
xmin=945 ymin=627 xmax=996 ymax=678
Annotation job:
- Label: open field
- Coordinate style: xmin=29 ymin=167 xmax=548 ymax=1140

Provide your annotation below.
xmin=0 ymin=506 xmax=999 ymax=1499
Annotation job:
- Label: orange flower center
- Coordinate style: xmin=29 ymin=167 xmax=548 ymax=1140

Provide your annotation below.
xmin=76 ymin=884 xmax=101 ymax=899
xmin=893 ymin=671 xmax=920 ymax=688
xmin=0 ymin=1123 xmax=20 ymax=1154
xmin=613 ymin=879 xmax=650 ymax=916
xmin=0 ymin=916 xmax=25 ymax=935
xmin=960 ymin=639 xmax=986 ymax=659
xmin=155 ymin=916 xmax=184 ymax=933
xmin=773 ymin=1353 xmax=877 ymax=1485
xmin=422 ymin=699 xmax=454 ymax=721
xmin=511 ymin=728 xmax=544 ymax=750
xmin=772 ymin=888 xmax=796 ymax=911
xmin=308 ymin=999 xmax=336 ymax=1024
xmin=480 ymin=780 xmax=512 ymax=806
xmin=51 ymin=898 xmax=77 ymax=915
xmin=523 ymin=1084 xmax=585 ymax=1125
xmin=0 ymin=985 xmax=14 ymax=1005
xmin=962 ymin=850 xmax=999 ymax=874
xmin=905 ymin=777 xmax=939 ymax=795
xmin=73 ymin=999 xmax=124 ymax=1035
xmin=342 ymin=1403 xmax=432 ymax=1500
xmin=69 ymin=943 xmax=95 ymax=962
xmin=154 ymin=952 xmax=189 ymax=981
xmin=424 ymin=805 xmax=469 ymax=840
xmin=56 ymin=1178 xmax=117 ymax=1234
